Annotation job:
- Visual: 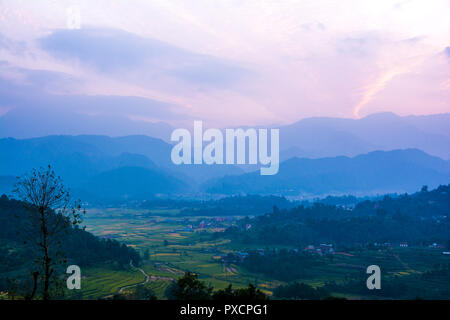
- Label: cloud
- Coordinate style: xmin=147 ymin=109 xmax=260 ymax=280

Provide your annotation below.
xmin=353 ymin=68 xmax=407 ymax=117
xmin=39 ymin=28 xmax=249 ymax=87
xmin=0 ymin=62 xmax=188 ymax=122
xmin=0 ymin=33 xmax=26 ymax=55
xmin=331 ymin=33 xmax=434 ymax=117
xmin=357 ymin=51 xmax=450 ymax=116
xmin=1 ymin=1 xmax=449 ymax=128
xmin=335 ymin=34 xmax=382 ymax=58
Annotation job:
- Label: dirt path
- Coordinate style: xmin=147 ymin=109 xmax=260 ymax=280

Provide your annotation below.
xmin=100 ymin=261 xmax=175 ymax=299
xmin=118 ymin=260 xmax=151 ymax=294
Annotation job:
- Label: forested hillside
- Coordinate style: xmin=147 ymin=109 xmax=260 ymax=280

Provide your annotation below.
xmin=222 ymin=185 xmax=450 ymax=246
xmin=0 ymin=195 xmax=140 ymax=279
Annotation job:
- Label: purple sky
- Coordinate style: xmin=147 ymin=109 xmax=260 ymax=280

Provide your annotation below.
xmin=0 ymin=0 xmax=449 ymax=128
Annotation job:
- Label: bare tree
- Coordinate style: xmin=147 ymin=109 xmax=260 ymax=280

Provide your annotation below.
xmin=14 ymin=165 xmax=84 ymax=300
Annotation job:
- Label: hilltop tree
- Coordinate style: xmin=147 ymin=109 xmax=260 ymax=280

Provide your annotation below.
xmin=133 ymin=284 xmax=157 ymax=300
xmin=165 ymin=272 xmax=213 ymax=300
xmin=143 ymin=248 xmax=150 ymax=261
xmin=13 ymin=165 xmax=84 ymax=300
xmin=166 ymin=273 xmax=268 ymax=300
xmin=213 ymin=284 xmax=268 ymax=300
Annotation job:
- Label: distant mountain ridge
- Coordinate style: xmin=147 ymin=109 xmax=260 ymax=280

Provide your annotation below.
xmin=0 ymin=97 xmax=176 ymax=142
xmin=84 ymin=166 xmax=186 ymax=201
xmin=1 ymin=114 xmax=450 ymax=200
xmin=0 ymin=134 xmax=243 ymax=201
xmin=1 ymin=111 xmax=449 ymax=159
xmin=203 ymin=149 xmax=450 ymax=196
xmin=279 ymin=112 xmax=450 ymax=160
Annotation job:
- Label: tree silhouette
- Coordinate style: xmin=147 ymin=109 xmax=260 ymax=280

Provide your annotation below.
xmin=14 ymin=165 xmax=84 ymax=300
xmin=165 ymin=272 xmax=213 ymax=300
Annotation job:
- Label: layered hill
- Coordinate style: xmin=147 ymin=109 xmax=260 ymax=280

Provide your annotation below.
xmin=203 ymin=149 xmax=450 ymax=196
xmin=279 ymin=112 xmax=450 ymax=160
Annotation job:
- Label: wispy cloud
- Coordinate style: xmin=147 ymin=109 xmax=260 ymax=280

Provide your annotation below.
xmin=353 ymin=68 xmax=406 ymax=117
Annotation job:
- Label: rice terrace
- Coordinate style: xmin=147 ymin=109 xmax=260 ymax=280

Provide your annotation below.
xmin=74 ymin=201 xmax=450 ymax=300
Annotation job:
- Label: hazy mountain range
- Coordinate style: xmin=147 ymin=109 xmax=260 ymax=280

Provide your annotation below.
xmin=203 ymin=149 xmax=450 ymax=196
xmin=1 ymin=136 xmax=450 ymax=201
xmin=0 ymin=135 xmax=242 ymax=201
xmin=0 ymin=112 xmax=449 ymax=200
xmin=2 ymin=110 xmax=449 ymax=159
xmin=279 ymin=112 xmax=450 ymax=160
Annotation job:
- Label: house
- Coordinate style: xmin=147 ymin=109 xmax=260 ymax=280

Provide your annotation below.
xmin=237 ymin=252 xmax=249 ymax=261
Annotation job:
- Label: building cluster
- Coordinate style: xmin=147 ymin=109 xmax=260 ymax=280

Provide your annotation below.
xmin=171 ymin=217 xmax=234 ymax=233
xmin=304 ymin=243 xmax=334 ymax=256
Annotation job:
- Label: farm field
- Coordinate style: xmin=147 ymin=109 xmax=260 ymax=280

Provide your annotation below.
xmin=80 ymin=207 xmax=450 ymax=300
xmin=71 ymin=267 xmax=145 ymax=300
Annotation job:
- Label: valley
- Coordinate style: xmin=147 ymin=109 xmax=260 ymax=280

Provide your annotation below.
xmin=76 ymin=202 xmax=450 ymax=300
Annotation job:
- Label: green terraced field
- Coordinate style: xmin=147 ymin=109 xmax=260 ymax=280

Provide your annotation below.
xmin=74 ymin=267 xmax=145 ymax=299
xmin=79 ymin=207 xmax=450 ymax=300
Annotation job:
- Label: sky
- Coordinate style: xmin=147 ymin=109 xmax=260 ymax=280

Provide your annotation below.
xmin=0 ymin=0 xmax=449 ymax=128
